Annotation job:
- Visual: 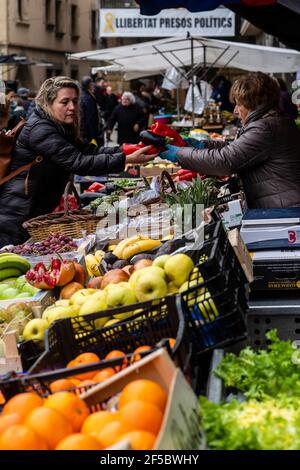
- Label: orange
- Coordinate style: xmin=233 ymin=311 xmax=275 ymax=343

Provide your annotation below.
xmin=97 ymin=420 xmax=129 ymax=449
xmin=0 ymin=413 xmax=22 ymax=435
xmin=2 ymin=392 xmax=44 ymax=421
xmin=50 ymin=379 xmax=75 ymax=393
xmin=79 ymin=379 xmax=97 ymax=387
xmin=168 ymin=338 xmax=176 ymax=349
xmin=67 ymin=352 xmax=101 ymax=381
xmin=105 ymin=350 xmax=128 ymax=371
xmin=118 ymin=379 xmax=167 ymax=413
xmin=82 ymin=411 xmax=118 ymax=438
xmin=55 ymin=433 xmax=102 ymax=450
xmin=93 ymin=368 xmax=115 ymax=383
xmin=120 ymin=431 xmax=156 ymax=450
xmin=130 ymin=346 xmax=151 ymax=364
xmin=0 ymin=391 xmax=5 ymax=406
xmin=119 ymin=400 xmax=163 ymax=435
xmin=0 ymin=424 xmax=48 ymax=450
xmin=44 ymin=391 xmax=90 ymax=432
xmin=25 ymin=406 xmax=73 ymax=450
xmin=71 ymin=379 xmax=81 ymax=387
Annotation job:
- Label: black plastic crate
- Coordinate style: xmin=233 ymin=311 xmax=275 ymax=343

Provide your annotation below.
xmin=247 ymin=306 xmax=300 ymax=349
xmin=20 ymin=293 xmax=189 ymax=388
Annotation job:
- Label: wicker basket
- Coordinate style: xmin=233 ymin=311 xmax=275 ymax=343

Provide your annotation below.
xmin=23 ymin=181 xmax=103 ymax=241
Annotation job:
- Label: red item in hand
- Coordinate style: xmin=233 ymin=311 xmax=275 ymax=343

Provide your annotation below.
xmin=84 ymin=182 xmax=105 ymax=193
xmin=122 ymin=142 xmax=158 ymax=156
xmin=151 ymin=123 xmax=187 ymax=147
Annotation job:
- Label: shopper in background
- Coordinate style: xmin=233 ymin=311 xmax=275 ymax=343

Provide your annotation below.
xmin=277 ymin=77 xmax=298 ymax=120
xmin=104 ymin=85 xmax=119 ymax=125
xmin=211 ymin=75 xmax=234 ymax=112
xmin=159 ymin=72 xmax=300 ymax=209
xmin=17 ymin=87 xmax=30 ymax=115
xmin=106 ymin=91 xmax=144 ymax=145
xmin=0 ymin=77 xmax=157 ymax=248
xmin=94 ymin=77 xmax=107 ymax=113
xmin=80 ymin=76 xmax=104 ymax=146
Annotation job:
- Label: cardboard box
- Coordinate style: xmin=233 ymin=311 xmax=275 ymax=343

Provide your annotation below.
xmin=0 ymin=331 xmax=22 ymax=375
xmin=81 ymin=349 xmax=202 ymax=451
xmin=140 ymin=165 xmax=178 ymax=178
xmin=219 ymin=199 xmax=244 ymax=230
xmin=228 ymin=229 xmax=254 ymax=283
xmin=251 ymin=250 xmax=300 ymax=290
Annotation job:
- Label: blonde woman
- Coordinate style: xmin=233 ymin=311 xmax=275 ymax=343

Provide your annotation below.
xmin=0 ymin=77 xmax=156 ymax=247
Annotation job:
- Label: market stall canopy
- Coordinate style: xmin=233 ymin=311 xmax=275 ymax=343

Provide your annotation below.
xmin=137 ymin=1 xmax=300 ymax=50
xmin=69 ymin=35 xmax=300 ymax=75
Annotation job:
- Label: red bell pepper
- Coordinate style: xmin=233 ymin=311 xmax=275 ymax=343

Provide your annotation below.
xmin=122 ymin=142 xmax=158 ymax=156
xmin=84 ymin=182 xmax=105 ymax=193
xmin=175 ymin=170 xmax=198 ymax=182
xmin=151 ymin=123 xmax=187 ymax=147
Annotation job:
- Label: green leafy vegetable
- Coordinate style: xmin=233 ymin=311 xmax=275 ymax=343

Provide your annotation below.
xmin=214 ymin=330 xmax=300 ymax=400
xmin=200 ymin=395 xmax=300 ymax=450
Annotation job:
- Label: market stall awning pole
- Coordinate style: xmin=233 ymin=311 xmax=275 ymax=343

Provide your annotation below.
xmin=191 ymin=37 xmax=195 ymax=128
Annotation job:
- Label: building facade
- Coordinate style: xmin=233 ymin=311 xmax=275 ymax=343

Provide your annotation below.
xmin=0 ymin=0 xmax=100 ymax=90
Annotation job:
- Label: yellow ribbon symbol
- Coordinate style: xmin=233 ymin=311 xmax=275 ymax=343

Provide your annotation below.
xmin=104 ymin=13 xmax=115 ymax=33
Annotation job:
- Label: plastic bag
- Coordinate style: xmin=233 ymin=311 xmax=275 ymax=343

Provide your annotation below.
xmin=162 ymin=67 xmax=189 ymax=90
xmin=184 ymin=81 xmax=213 ymax=115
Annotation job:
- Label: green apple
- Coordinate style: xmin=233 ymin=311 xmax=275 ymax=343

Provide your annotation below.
xmin=164 ymin=254 xmax=194 ymax=287
xmin=70 ymin=289 xmax=97 ymax=306
xmin=0 ymin=287 xmax=19 ymax=300
xmin=102 ymin=318 xmax=122 ymax=335
xmin=46 ymin=306 xmax=80 ymax=325
xmin=129 ymin=266 xmax=166 ymax=290
xmin=106 ymin=283 xmax=137 ymax=319
xmin=22 ymin=284 xmax=39 ymax=297
xmin=15 ymin=275 xmax=27 ymax=290
xmin=0 ymin=284 xmax=10 ymax=295
xmin=79 ymin=291 xmax=108 ymax=316
xmin=135 ymin=272 xmax=168 ymax=302
xmin=16 ymin=292 xmax=32 ymax=299
xmin=23 ymin=318 xmax=48 ymax=342
xmin=168 ymin=282 xmax=179 ymax=294
xmin=153 ymin=255 xmax=172 ymax=270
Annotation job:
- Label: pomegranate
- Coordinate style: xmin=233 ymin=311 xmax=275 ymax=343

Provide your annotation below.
xmin=26 ymin=259 xmax=76 ymax=290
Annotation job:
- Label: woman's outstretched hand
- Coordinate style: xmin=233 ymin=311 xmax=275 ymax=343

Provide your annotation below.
xmin=125 ymin=145 xmax=158 ymax=164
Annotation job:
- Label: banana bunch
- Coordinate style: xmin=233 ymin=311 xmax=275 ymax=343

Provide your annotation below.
xmin=113 ymin=235 xmax=162 ymax=260
xmin=0 ymin=253 xmax=31 ymax=282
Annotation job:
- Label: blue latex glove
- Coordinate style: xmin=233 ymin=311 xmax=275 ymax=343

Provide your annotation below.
xmin=183 ymin=137 xmax=208 ymax=149
xmin=159 ymin=144 xmax=180 ymax=163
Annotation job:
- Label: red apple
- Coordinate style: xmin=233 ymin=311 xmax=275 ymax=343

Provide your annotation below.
xmin=101 ymin=269 xmax=130 ymax=289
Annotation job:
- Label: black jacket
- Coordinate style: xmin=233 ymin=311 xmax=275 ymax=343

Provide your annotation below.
xmin=80 ymin=89 xmax=102 ymax=144
xmin=0 ymin=107 xmax=125 ymax=247
xmin=177 ymin=107 xmax=300 ymax=209
xmin=106 ymin=103 xmax=144 ymax=145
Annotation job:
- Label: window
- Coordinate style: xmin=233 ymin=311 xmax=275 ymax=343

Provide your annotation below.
xmin=71 ymin=4 xmax=79 ymax=39
xmin=17 ymin=0 xmax=29 ymax=23
xmin=45 ymin=0 xmax=55 ymax=30
xmin=55 ymin=0 xmax=65 ymax=36
xmin=91 ymin=9 xmax=98 ymax=44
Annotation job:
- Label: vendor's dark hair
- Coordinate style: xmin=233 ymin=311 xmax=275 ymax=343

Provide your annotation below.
xmin=230 ymin=72 xmax=280 ymax=111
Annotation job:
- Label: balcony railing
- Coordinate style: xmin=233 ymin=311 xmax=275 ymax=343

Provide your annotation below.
xmin=100 ymin=1 xmax=137 ymax=8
